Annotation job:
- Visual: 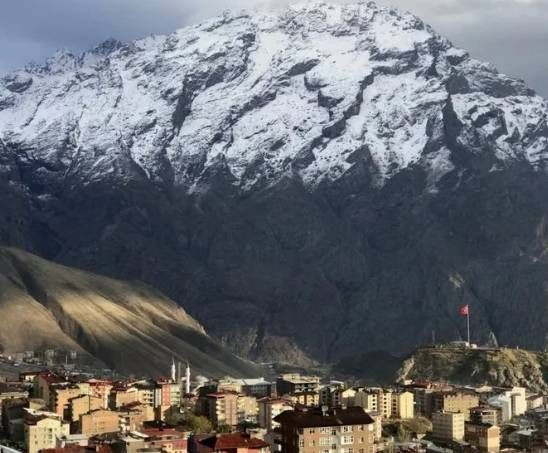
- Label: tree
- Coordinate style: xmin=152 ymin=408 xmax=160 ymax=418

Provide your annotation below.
xmin=185 ymin=414 xmax=213 ymax=433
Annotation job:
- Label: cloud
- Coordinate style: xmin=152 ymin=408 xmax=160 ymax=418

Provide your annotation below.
xmin=0 ymin=0 xmax=547 ymax=96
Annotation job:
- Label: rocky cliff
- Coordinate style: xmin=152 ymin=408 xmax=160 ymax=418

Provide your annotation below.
xmin=1 ymin=1 xmax=548 ymax=364
xmin=398 ymin=346 xmax=548 ymax=393
xmin=0 ymin=247 xmax=259 ymax=377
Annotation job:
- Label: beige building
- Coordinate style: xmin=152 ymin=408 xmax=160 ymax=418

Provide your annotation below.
xmin=25 ymin=414 xmax=70 ymax=453
xmin=275 ymin=406 xmax=375 ymax=453
xmin=69 ymin=394 xmax=103 ymax=423
xmin=110 ymin=386 xmax=140 ymax=409
xmin=50 ymin=383 xmax=90 ymax=418
xmin=432 ymin=412 xmax=465 ymax=441
xmin=465 ymin=422 xmax=500 ymax=452
xmin=207 ymin=392 xmax=239 ymax=427
xmin=354 ymin=391 xmax=378 ymax=414
xmin=288 ymin=392 xmax=320 ymax=408
xmin=433 ymin=392 xmax=479 ymax=421
xmin=391 ymin=392 xmax=414 ymax=419
xmin=470 ymin=407 xmax=499 ymax=426
xmin=238 ymin=395 xmax=259 ymax=424
xmin=258 ymin=398 xmax=293 ymax=430
xmin=80 ymin=409 xmax=120 ymax=436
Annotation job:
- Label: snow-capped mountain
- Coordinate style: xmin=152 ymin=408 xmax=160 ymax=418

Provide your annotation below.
xmin=1 ymin=1 xmax=546 ymax=190
xmin=1 ymin=1 xmax=548 ymax=365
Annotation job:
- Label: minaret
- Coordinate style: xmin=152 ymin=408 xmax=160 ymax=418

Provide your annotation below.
xmin=185 ymin=361 xmax=191 ymax=395
xmin=171 ymin=358 xmax=176 ymax=382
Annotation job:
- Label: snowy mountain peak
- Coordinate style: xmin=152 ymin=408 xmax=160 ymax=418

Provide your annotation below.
xmin=1 ymin=1 xmax=547 ymax=191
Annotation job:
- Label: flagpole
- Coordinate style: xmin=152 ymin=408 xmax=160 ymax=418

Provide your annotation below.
xmin=467 ymin=309 xmax=470 ymax=346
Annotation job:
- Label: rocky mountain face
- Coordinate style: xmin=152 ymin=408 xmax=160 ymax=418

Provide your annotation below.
xmin=1 ymin=1 xmax=548 ymax=365
xmin=397 ymin=347 xmax=548 ymax=393
xmin=0 ymin=246 xmax=259 ymax=377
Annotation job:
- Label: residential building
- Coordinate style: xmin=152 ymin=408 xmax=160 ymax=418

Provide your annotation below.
xmin=464 ymin=422 xmax=500 ymax=452
xmin=240 ymin=379 xmax=273 ymax=398
xmin=118 ymin=402 xmax=155 ymax=433
xmin=110 ymin=385 xmax=140 ymax=409
xmin=87 ymin=380 xmax=113 ymax=409
xmin=391 ymin=392 xmax=414 ymax=419
xmin=320 ymin=386 xmax=356 ymax=409
xmin=470 ymin=407 xmax=499 ymax=426
xmin=207 ymin=392 xmax=239 ymax=428
xmin=432 ymin=412 xmax=465 ymax=441
xmin=487 ymin=387 xmax=526 ymax=421
xmin=258 ymin=398 xmax=293 ymax=430
xmin=274 ymin=406 xmax=375 ymax=453
xmin=80 ymin=409 xmax=119 ymax=436
xmin=288 ymin=392 xmax=320 ymax=408
xmin=526 ymin=394 xmax=544 ymax=411
xmin=276 ymin=375 xmax=320 ymax=397
xmin=194 ymin=433 xmax=269 ymax=453
xmin=238 ymin=395 xmax=259 ymax=424
xmin=68 ymin=394 xmax=103 ymax=423
xmin=432 ymin=392 xmax=479 ymax=421
xmin=353 ymin=391 xmax=378 ymax=414
xmin=24 ymin=412 xmax=70 ymax=453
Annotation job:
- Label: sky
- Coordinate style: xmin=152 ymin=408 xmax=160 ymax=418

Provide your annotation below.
xmin=0 ymin=0 xmax=547 ymax=97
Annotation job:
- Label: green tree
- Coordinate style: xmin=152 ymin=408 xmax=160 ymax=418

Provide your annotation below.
xmin=185 ymin=414 xmax=213 ymax=433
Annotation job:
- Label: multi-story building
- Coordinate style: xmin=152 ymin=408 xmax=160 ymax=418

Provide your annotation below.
xmin=432 ymin=412 xmax=465 ymax=441
xmin=487 ymin=387 xmax=526 ymax=421
xmin=288 ymin=392 xmax=320 ymax=408
xmin=155 ymin=380 xmax=182 ymax=409
xmin=258 ymin=398 xmax=293 ymax=430
xmin=33 ymin=373 xmax=68 ymax=405
xmin=320 ymin=386 xmax=356 ymax=409
xmin=88 ymin=380 xmax=113 ymax=409
xmin=110 ymin=385 xmax=140 ymax=409
xmin=238 ymin=395 xmax=259 ymax=424
xmin=353 ymin=391 xmax=378 ymax=414
xmin=391 ymin=392 xmax=414 ymax=419
xmin=464 ymin=421 xmax=500 ymax=452
xmin=276 ymin=374 xmax=320 ymax=397
xmin=80 ymin=409 xmax=120 ymax=436
xmin=51 ymin=383 xmax=90 ymax=419
xmin=118 ymin=402 xmax=155 ymax=433
xmin=274 ymin=406 xmax=375 ymax=453
xmin=68 ymin=394 xmax=103 ymax=423
xmin=240 ymin=379 xmax=273 ymax=398
xmin=24 ymin=412 xmax=70 ymax=453
xmin=207 ymin=392 xmax=239 ymax=427
xmin=470 ymin=406 xmax=499 ymax=426
xmin=432 ymin=392 xmax=479 ymax=420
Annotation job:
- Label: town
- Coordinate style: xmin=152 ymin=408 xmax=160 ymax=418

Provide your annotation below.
xmin=0 ymin=352 xmax=546 ymax=453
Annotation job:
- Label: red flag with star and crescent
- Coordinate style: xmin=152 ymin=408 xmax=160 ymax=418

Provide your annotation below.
xmin=460 ymin=304 xmax=469 ymax=317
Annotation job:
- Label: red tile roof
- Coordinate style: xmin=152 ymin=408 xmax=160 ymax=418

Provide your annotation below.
xmin=198 ymin=433 xmax=268 ymax=451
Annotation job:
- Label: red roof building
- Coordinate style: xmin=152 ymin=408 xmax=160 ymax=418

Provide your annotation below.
xmin=194 ymin=433 xmax=269 ymax=453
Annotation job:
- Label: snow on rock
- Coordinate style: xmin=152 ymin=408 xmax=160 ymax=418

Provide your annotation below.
xmin=0 ymin=1 xmax=547 ymax=191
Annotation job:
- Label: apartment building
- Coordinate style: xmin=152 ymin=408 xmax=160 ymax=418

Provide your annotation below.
xmin=432 ymin=412 xmax=465 ymax=441
xmin=238 ymin=395 xmax=259 ymax=424
xmin=80 ymin=409 xmax=120 ymax=436
xmin=207 ymin=392 xmax=239 ymax=427
xmin=432 ymin=392 xmax=479 ymax=420
xmin=275 ymin=406 xmax=375 ymax=453
xmin=391 ymin=392 xmax=414 ymax=419
xmin=465 ymin=422 xmax=500 ymax=452
xmin=24 ymin=412 xmax=70 ymax=453
xmin=258 ymin=398 xmax=293 ymax=430
xmin=68 ymin=394 xmax=103 ymax=423
xmin=276 ymin=374 xmax=320 ymax=397
xmin=470 ymin=406 xmax=499 ymax=426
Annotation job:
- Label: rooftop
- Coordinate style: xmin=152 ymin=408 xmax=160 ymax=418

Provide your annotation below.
xmin=274 ymin=406 xmax=374 ymax=428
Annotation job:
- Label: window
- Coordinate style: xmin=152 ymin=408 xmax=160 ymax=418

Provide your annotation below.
xmin=309 ymin=440 xmax=315 ymax=447
xmin=309 ymin=428 xmax=316 ymax=434
xmin=331 ymin=428 xmax=337 ymax=435
xmin=342 ymin=436 xmax=354 ymax=445
xmin=299 ymin=438 xmax=304 ymax=448
xmin=343 ymin=426 xmax=353 ymax=433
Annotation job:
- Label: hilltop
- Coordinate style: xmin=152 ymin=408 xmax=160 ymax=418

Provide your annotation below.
xmin=397 ymin=346 xmax=548 ymax=393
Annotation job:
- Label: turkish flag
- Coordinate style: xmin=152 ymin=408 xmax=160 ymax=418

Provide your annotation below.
xmin=460 ymin=304 xmax=469 ymax=316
